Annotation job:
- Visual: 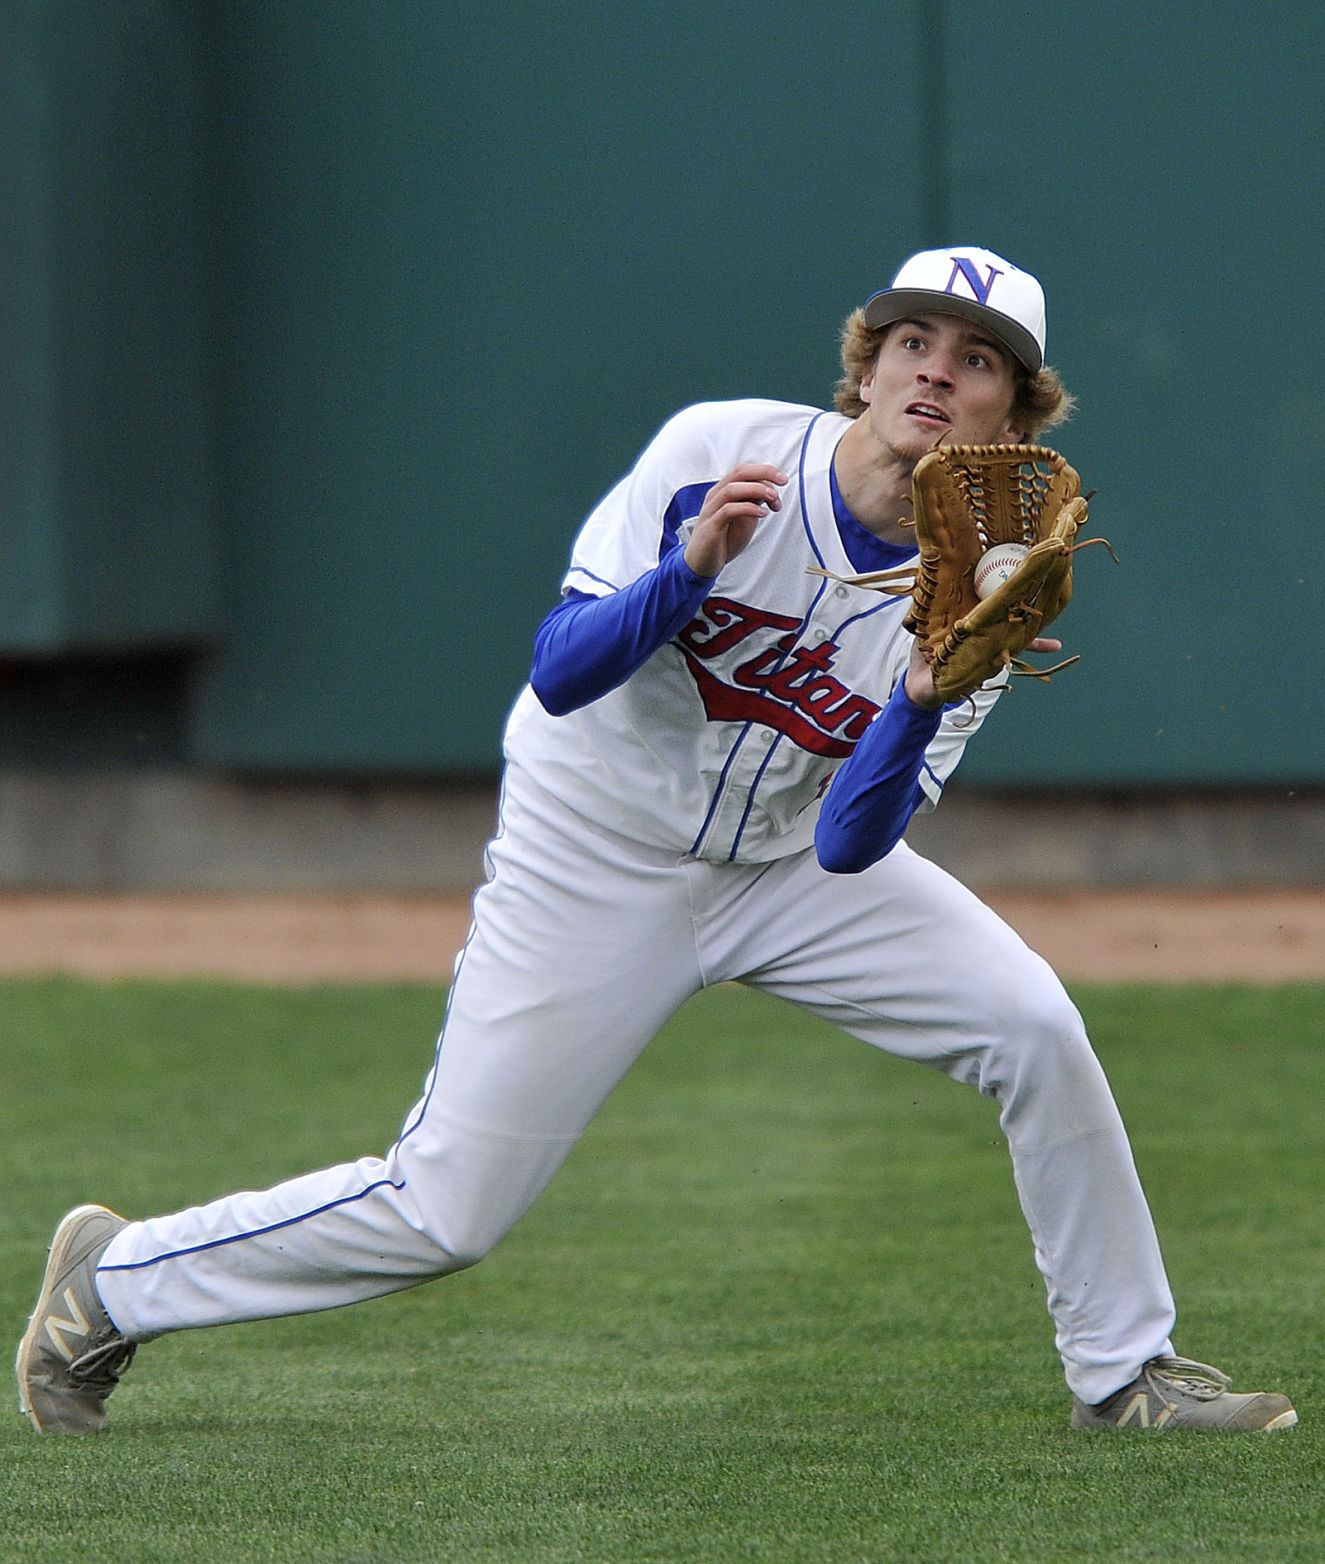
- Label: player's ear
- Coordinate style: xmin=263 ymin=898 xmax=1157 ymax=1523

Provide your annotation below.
xmin=1001 ymin=379 xmax=1027 ymax=443
xmin=999 ymin=403 xmax=1026 ymax=443
xmin=858 ymin=366 xmax=875 ymax=405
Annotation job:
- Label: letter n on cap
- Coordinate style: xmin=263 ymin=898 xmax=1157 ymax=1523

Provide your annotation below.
xmin=946 ymin=256 xmax=1003 ymax=306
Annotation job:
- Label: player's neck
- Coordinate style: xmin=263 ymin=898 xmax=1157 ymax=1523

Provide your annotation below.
xmin=832 ymin=421 xmax=917 ymax=545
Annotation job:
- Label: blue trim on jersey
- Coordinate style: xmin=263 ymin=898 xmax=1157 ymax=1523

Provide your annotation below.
xmin=566 ymin=565 xmax=622 ymax=592
xmin=661 ymin=481 xmax=714 ymax=562
xmin=721 ymin=592 xmax=906 ymax=860
xmin=689 ymin=727 xmax=748 ymax=856
xmin=711 ymin=418 xmax=923 ymax=861
xmin=797 ymin=413 xmax=832 ymax=574
xmin=835 ymin=596 xmax=903 ymax=633
xmin=693 ymin=417 xmax=829 ymax=857
xmin=726 ymin=739 xmax=785 ymax=861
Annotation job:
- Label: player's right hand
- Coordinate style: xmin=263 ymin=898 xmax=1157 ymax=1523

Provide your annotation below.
xmin=683 ymin=465 xmax=788 ymax=578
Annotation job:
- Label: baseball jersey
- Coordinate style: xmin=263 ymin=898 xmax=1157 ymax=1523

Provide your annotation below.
xmin=504 ymin=398 xmax=1004 ymax=864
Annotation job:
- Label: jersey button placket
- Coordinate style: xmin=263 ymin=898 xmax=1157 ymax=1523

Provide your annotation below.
xmin=700 ymin=725 xmax=778 ymax=858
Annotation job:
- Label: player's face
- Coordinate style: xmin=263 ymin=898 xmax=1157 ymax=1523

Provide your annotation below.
xmin=858 ymin=314 xmax=1023 ymax=462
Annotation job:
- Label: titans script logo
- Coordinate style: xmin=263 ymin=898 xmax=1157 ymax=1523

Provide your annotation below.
xmin=674 ymin=597 xmax=881 ymax=758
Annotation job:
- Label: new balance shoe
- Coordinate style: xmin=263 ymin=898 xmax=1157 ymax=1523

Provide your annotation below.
xmin=15 ymin=1204 xmax=136 ymax=1434
xmin=1071 ymin=1355 xmax=1297 ymax=1431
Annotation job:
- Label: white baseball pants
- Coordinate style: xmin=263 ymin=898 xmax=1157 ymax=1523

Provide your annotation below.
xmin=98 ymin=760 xmax=1175 ymax=1404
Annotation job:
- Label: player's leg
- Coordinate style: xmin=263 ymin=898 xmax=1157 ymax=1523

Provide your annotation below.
xmin=90 ymin=763 xmax=703 ymax=1341
xmin=698 ymin=841 xmax=1174 ymax=1407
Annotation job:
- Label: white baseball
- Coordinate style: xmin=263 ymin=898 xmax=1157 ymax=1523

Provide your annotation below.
xmin=974 ymin=542 xmax=1029 ymax=599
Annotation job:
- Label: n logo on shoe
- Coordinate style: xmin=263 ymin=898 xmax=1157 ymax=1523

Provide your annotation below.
xmin=43 ymin=1286 xmax=91 ymax=1362
xmin=1116 ymin=1391 xmax=1178 ymax=1428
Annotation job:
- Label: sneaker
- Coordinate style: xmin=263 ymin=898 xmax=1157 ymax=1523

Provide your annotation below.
xmin=15 ymin=1204 xmax=136 ymax=1434
xmin=1071 ymin=1355 xmax=1297 ymax=1432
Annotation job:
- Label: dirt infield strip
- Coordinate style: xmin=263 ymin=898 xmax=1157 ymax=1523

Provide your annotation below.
xmin=0 ymin=889 xmax=1321 ymax=984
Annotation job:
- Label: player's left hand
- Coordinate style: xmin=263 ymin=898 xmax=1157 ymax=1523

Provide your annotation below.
xmin=903 ymin=635 xmax=1063 ymax=710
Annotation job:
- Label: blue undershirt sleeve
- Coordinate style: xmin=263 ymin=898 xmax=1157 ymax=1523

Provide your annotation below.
xmin=530 ymin=545 xmax=715 ymax=717
xmin=815 ymin=679 xmax=943 ymax=874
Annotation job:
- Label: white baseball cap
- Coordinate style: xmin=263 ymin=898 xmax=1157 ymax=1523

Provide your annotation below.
xmin=862 ymin=246 xmax=1046 ymax=372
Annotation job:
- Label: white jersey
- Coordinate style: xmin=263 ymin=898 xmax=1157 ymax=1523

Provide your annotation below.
xmin=504 ymin=398 xmax=1003 ymax=864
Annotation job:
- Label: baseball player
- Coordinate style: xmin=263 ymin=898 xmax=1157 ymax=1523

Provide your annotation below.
xmin=17 ymin=246 xmax=1295 ymax=1435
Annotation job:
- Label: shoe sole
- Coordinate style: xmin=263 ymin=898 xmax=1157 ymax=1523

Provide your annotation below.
xmin=1262 ymin=1408 xmax=1299 ymax=1432
xmin=15 ymin=1204 xmax=123 ymax=1431
xmin=1074 ymin=1405 xmax=1300 ymax=1432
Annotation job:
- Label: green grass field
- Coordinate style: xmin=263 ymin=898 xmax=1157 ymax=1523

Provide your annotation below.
xmin=0 ymin=977 xmax=1321 ymax=1562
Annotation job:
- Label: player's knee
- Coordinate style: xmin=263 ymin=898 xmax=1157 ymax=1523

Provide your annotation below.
xmin=974 ymin=954 xmax=1081 ymax=1037
xmin=392 ymin=1124 xmax=574 ymax=1270
xmin=415 ymin=1205 xmax=517 ymax=1272
xmin=963 ymin=975 xmax=1091 ymax=1091
xmin=409 ymin=1219 xmax=499 ymax=1274
xmin=988 ymin=991 xmax=1121 ymax=1130
xmin=434 ymin=1244 xmax=487 ymax=1274
xmin=1022 ymin=982 xmax=1088 ymax=1050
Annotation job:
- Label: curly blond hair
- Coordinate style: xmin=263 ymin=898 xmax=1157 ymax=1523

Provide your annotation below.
xmin=833 ymin=308 xmax=1075 ymax=438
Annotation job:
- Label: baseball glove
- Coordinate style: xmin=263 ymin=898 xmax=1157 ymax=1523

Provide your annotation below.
xmin=812 ymin=443 xmax=1103 ymax=703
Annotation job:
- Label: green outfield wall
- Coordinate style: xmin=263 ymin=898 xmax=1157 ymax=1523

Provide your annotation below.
xmin=1 ymin=1 xmax=1320 ymax=784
